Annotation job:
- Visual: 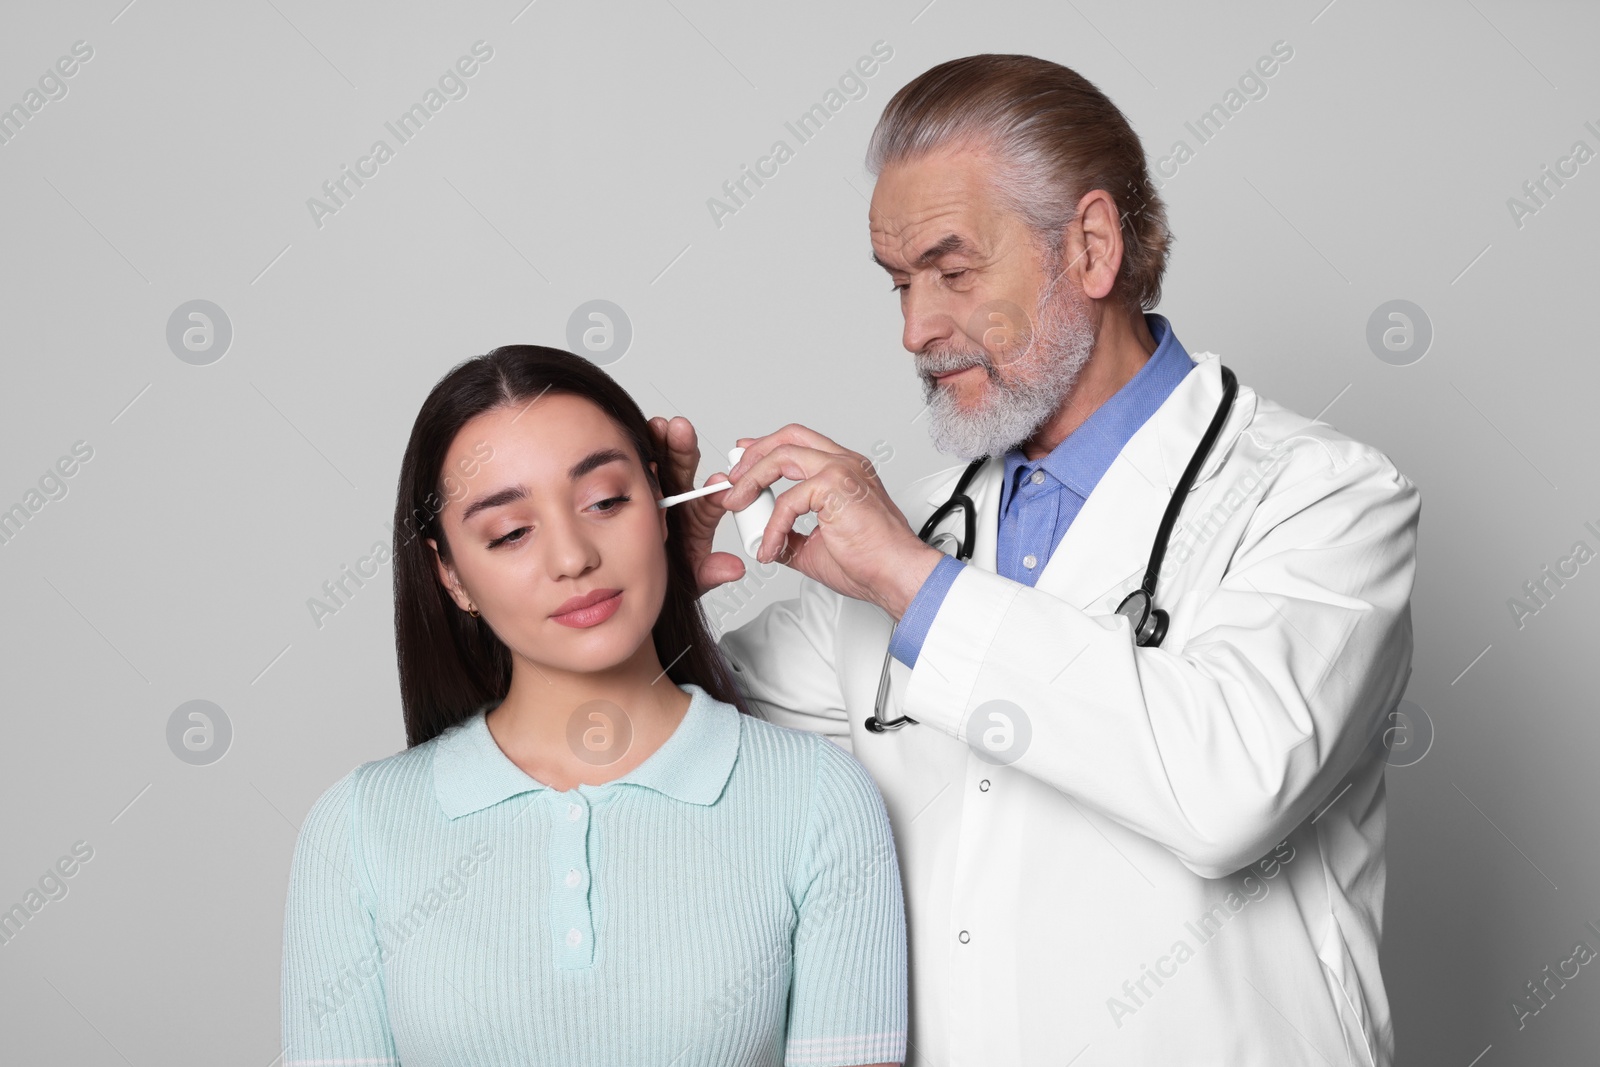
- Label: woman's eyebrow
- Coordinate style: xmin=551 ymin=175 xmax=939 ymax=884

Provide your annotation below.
xmin=567 ymin=447 xmax=630 ymax=481
xmin=458 ymin=448 xmax=631 ymax=524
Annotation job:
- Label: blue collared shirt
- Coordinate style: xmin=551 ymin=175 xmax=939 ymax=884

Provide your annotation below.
xmin=888 ymin=312 xmax=1195 ymax=666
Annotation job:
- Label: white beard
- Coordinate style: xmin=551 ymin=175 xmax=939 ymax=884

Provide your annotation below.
xmin=916 ymin=267 xmax=1098 ymax=461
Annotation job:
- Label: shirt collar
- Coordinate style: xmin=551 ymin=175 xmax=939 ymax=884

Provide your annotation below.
xmin=431 ymin=682 xmax=740 ymax=819
xmin=1000 ymin=311 xmax=1194 ymax=509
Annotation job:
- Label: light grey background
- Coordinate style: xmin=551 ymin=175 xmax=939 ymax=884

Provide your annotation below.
xmin=1 ymin=0 xmax=1595 ymax=1063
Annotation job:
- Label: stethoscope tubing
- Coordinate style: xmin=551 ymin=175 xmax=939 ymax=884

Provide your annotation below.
xmin=865 ymin=364 xmax=1238 ymax=732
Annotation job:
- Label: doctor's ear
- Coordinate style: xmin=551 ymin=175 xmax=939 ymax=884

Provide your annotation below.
xmin=1066 ymin=187 xmax=1124 ymax=303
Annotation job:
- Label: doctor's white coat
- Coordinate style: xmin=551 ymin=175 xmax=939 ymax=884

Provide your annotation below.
xmin=718 ymin=351 xmax=1420 ymax=1067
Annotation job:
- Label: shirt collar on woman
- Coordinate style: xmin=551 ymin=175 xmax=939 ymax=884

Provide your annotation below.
xmin=431 ymin=682 xmax=740 ymax=818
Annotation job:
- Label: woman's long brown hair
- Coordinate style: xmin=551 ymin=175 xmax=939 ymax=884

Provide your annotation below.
xmin=392 ymin=344 xmax=750 ymax=747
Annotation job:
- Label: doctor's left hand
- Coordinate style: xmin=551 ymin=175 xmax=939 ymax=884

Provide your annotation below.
xmin=724 ymin=424 xmax=944 ymax=621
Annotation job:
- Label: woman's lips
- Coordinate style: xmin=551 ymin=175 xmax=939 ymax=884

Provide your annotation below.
xmin=550 ymin=591 xmax=623 ymax=628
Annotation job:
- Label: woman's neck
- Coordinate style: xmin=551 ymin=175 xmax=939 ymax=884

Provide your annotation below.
xmin=483 ymin=652 xmax=693 ymax=792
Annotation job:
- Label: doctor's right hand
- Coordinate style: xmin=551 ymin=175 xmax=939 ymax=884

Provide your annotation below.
xmin=647 ymin=414 xmax=747 ymax=596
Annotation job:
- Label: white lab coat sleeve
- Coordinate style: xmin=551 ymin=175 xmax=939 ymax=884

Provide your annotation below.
xmin=899 ymin=449 xmax=1421 ymax=879
xmin=716 ymin=574 xmax=855 ymax=753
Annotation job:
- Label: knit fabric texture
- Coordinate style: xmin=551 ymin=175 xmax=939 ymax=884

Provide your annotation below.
xmin=281 ymin=682 xmax=908 ymax=1066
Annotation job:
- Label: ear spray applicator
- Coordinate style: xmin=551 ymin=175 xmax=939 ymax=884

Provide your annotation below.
xmin=724 ymin=447 xmax=779 ymax=559
xmin=653 ymin=446 xmax=780 ymax=560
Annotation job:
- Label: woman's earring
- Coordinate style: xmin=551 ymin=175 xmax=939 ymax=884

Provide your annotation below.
xmin=467 ymin=604 xmax=480 ymax=618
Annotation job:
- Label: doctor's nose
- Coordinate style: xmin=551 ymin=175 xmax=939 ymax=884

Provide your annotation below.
xmin=901 ymin=300 xmax=955 ymax=357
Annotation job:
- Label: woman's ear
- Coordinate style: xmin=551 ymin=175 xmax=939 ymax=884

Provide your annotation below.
xmin=427 ymin=536 xmax=474 ymax=612
xmin=648 ymin=460 xmax=671 ymax=543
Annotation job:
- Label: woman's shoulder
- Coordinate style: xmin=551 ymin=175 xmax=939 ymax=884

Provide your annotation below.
xmin=724 ymin=703 xmax=891 ymax=821
xmin=730 ymin=704 xmax=820 ymax=758
xmin=714 ymin=702 xmax=901 ymax=919
xmin=298 ymin=728 xmax=453 ymax=835
xmin=730 ymin=703 xmax=835 ymax=776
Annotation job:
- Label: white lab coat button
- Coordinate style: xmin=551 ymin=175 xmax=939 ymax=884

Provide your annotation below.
xmin=1030 ymin=469 xmax=1045 ymax=484
xmin=565 ymin=868 xmax=581 ymax=888
xmin=979 ymin=779 xmax=990 ymax=791
xmin=958 ymin=930 xmax=970 ymax=943
xmin=566 ymin=928 xmax=583 ymax=946
xmin=1023 ymin=554 xmax=1037 ymax=569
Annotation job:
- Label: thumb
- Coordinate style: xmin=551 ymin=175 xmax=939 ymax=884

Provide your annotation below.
xmin=696 ymin=551 xmax=747 ymax=596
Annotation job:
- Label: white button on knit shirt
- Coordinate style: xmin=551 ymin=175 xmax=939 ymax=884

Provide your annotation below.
xmin=280 ymin=682 xmax=908 ymax=1066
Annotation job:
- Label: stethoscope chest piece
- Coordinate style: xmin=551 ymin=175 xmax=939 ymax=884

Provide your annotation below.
xmin=866 ymin=364 xmax=1236 ymax=729
xmin=1114 ymin=587 xmax=1169 ymax=648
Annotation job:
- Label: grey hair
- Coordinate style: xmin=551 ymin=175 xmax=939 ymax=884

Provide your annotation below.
xmin=865 ymin=54 xmax=1172 ymax=314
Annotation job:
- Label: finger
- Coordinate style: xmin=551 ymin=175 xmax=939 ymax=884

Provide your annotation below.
xmin=647 ymin=417 xmax=668 ymax=457
xmin=690 ymin=471 xmax=734 ymax=517
xmin=773 ymin=526 xmax=811 ymax=570
xmin=764 ymin=514 xmax=833 ymax=574
xmin=728 ymin=424 xmax=854 ymax=482
xmin=749 ymin=523 xmax=809 ymax=573
xmin=723 ymin=443 xmax=838 ymax=512
xmin=661 ymin=415 xmax=702 ymax=494
xmin=696 ymin=549 xmax=747 ymax=594
xmin=754 ymin=485 xmax=803 ymax=564
xmin=755 ymin=470 xmax=858 ymax=563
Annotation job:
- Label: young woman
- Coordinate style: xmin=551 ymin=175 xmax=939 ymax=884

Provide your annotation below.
xmin=280 ymin=345 xmax=907 ymax=1066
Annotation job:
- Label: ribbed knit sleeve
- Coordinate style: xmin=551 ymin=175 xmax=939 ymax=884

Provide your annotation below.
xmin=280 ymin=766 xmax=399 ymax=1066
xmin=785 ymin=737 xmax=908 ymax=1067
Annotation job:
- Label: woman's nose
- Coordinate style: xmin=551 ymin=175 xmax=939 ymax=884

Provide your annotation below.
xmin=542 ymin=517 xmax=602 ymax=579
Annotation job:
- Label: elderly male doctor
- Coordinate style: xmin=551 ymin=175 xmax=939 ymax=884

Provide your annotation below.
xmin=652 ymin=54 xmax=1418 ymax=1067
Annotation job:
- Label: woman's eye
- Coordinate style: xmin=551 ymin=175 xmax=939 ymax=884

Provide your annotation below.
xmin=487 ymin=527 xmax=527 ymax=549
xmin=485 ymin=495 xmax=630 ymax=548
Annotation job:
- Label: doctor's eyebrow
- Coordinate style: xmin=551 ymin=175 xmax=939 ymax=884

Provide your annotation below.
xmin=872 ymin=233 xmax=975 ymax=273
xmin=457 ymin=447 xmax=631 ymax=523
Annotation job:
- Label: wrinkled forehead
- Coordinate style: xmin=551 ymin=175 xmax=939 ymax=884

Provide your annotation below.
xmin=868 ymin=146 xmax=1013 ymax=266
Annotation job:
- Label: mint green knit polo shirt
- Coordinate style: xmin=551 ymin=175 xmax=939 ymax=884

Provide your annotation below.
xmin=280 ymin=682 xmax=908 ymax=1066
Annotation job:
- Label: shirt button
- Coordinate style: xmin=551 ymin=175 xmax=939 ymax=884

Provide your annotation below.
xmin=566 ymin=928 xmax=583 ymax=947
xmin=1030 ymin=469 xmax=1045 ymax=485
xmin=958 ymin=930 xmax=971 ymax=944
xmin=979 ymin=779 xmax=990 ymax=792
xmin=565 ymin=868 xmax=581 ymax=888
xmin=1023 ymin=554 xmax=1038 ymax=569
xmin=567 ymin=803 xmax=582 ymax=822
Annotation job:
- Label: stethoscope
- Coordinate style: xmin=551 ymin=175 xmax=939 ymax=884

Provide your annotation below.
xmin=865 ymin=364 xmax=1239 ymax=732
